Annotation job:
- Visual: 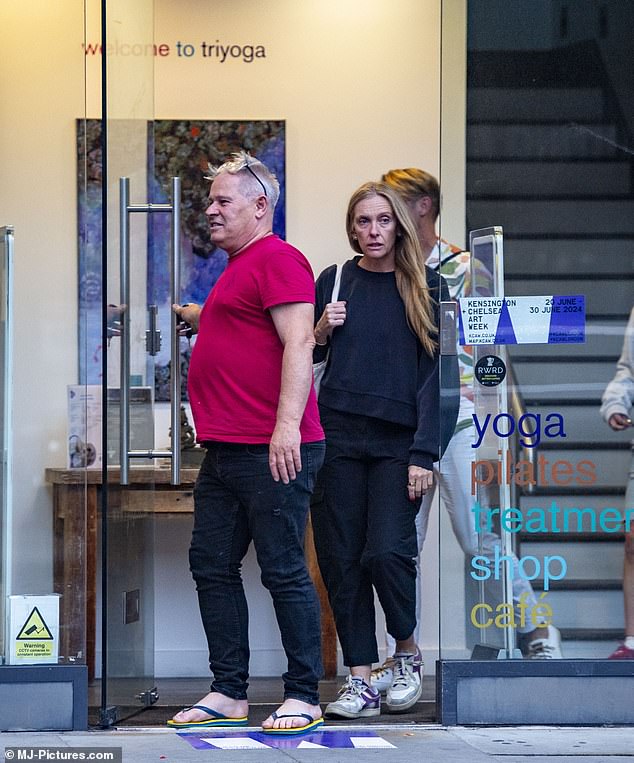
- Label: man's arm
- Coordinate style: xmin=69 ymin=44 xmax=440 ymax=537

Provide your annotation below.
xmin=269 ymin=301 xmax=317 ymax=483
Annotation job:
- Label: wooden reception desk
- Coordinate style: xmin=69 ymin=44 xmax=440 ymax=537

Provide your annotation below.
xmin=45 ymin=467 xmax=337 ymax=680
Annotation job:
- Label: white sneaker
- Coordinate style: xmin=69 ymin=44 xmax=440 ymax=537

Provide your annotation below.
xmin=526 ymin=625 xmax=563 ymax=659
xmin=324 ymin=675 xmax=381 ymax=719
xmin=386 ymin=649 xmax=423 ymax=713
xmin=370 ymin=658 xmax=394 ymax=694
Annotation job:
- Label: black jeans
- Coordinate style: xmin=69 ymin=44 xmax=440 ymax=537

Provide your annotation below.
xmin=189 ymin=441 xmax=325 ymax=705
xmin=312 ymin=406 xmax=419 ymax=667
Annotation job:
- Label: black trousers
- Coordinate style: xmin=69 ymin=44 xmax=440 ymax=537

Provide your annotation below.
xmin=190 ymin=441 xmax=325 ymax=705
xmin=311 ymin=405 xmax=419 ymax=667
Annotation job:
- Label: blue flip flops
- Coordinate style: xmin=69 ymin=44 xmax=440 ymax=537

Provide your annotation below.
xmin=261 ymin=711 xmax=324 ymax=736
xmin=167 ymin=704 xmax=248 ymax=729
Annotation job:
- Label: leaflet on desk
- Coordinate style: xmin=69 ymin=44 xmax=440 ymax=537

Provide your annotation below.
xmin=67 ymin=385 xmax=154 ymax=469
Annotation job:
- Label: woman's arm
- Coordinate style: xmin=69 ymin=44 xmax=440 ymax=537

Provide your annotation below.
xmin=313 ymin=264 xmax=345 ymax=361
xmin=410 ymin=275 xmax=460 ymax=468
xmin=600 ymin=307 xmax=634 ymax=425
xmin=314 ymin=301 xmax=347 ymax=346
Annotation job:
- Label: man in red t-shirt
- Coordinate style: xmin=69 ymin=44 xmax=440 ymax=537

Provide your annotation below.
xmin=169 ymin=152 xmax=325 ymax=736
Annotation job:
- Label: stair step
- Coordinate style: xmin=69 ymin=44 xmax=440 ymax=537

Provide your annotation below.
xmin=519 ymin=488 xmax=625 ymax=512
xmin=506 ymin=272 xmax=633 ymax=281
xmin=467 ymin=160 xmax=632 ymax=197
xmin=537 ymin=589 xmax=623 ymax=628
xmin=513 ymin=448 xmax=629 ymax=488
xmin=505 ymin=277 xmax=631 ymax=317
xmin=518 ymin=532 xmax=625 ymax=543
xmin=510 ymin=359 xmax=620 ymax=391
xmin=537 ymin=441 xmax=630 ymax=451
xmin=502 ymin=232 xmax=633 ymax=240
xmin=507 ymin=403 xmax=632 ymax=442
xmin=586 ymin=314 xmax=630 ymax=321
xmin=516 ymin=381 xmax=616 ymax=400
xmin=502 ymin=240 xmax=634 ymax=275
xmin=519 ymin=542 xmax=623 ymax=582
xmin=469 ymin=199 xmax=634 ymax=236
xmin=557 ymin=639 xmax=622 ymax=658
xmin=468 ymin=123 xmax=619 ymax=159
xmin=468 ymin=87 xmax=606 ymax=121
xmin=507 ymin=325 xmax=625 ymax=356
xmin=533 ymin=580 xmax=622 ymax=592
xmin=518 ymin=448 xmax=629 ymax=488
xmin=521 ymin=486 xmax=624 ymax=497
xmin=468 ymin=45 xmax=608 ymax=90
xmin=510 ymin=502 xmax=630 ymax=534
xmin=522 ymin=398 xmax=600 ymax=407
xmin=472 ymin=194 xmax=631 ymax=203
xmin=510 ymin=355 xmax=616 ymax=363
xmin=559 ymin=628 xmax=623 ymax=641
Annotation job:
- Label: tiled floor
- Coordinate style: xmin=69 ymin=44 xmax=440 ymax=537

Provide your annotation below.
xmin=88 ymin=676 xmax=437 ymax=727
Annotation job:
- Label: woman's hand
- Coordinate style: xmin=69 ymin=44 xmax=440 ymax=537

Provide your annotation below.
xmin=407 ymin=465 xmax=434 ymax=501
xmin=314 ymin=301 xmax=347 ymax=345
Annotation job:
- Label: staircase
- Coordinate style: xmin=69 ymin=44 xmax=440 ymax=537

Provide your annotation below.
xmin=466 ymin=42 xmax=634 ymax=657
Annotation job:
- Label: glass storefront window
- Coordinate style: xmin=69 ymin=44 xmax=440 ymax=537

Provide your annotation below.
xmin=0 ymin=3 xmax=89 ymax=730
xmin=438 ymin=0 xmax=633 ymax=670
xmin=1 ymin=0 xmax=632 ymax=731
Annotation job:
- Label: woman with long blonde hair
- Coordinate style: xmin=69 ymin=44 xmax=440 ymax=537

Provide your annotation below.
xmin=311 ymin=182 xmax=457 ymax=719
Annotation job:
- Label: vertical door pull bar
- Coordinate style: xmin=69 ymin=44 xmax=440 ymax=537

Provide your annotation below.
xmin=169 ymin=177 xmax=182 ymax=485
xmin=119 ymin=177 xmax=182 ymax=485
xmin=119 ymin=178 xmax=131 ymax=485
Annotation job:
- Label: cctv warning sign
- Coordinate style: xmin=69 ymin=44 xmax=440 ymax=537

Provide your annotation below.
xmin=8 ymin=595 xmax=60 ymax=664
xmin=16 ymin=606 xmax=54 ymax=657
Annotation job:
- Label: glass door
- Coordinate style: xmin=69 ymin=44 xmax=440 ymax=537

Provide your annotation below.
xmin=0 ymin=227 xmax=13 ymax=662
xmin=438 ymin=229 xmax=523 ymax=660
xmin=99 ymin=0 xmax=182 ymax=724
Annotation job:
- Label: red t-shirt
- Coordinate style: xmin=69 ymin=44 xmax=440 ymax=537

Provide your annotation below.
xmin=188 ymin=235 xmax=324 ymax=444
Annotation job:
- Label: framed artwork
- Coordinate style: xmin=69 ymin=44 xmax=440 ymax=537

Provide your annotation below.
xmin=77 ymin=119 xmax=286 ymax=399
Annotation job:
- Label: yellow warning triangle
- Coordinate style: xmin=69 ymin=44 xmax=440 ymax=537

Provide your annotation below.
xmin=16 ymin=606 xmax=54 ymax=640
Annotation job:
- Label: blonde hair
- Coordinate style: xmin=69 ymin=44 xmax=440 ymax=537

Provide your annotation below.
xmin=205 ymin=150 xmax=280 ymax=209
xmin=381 ymin=168 xmax=440 ymax=221
xmin=346 ymin=182 xmax=437 ymax=356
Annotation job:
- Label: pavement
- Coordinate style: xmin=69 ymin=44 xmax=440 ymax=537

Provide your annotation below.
xmin=2 ymin=724 xmax=634 ymax=762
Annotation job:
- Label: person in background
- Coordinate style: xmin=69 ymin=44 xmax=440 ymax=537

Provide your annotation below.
xmin=368 ymin=169 xmax=562 ymax=695
xmin=311 ymin=181 xmax=458 ymax=718
xmin=168 ymin=152 xmax=326 ymax=736
xmin=601 ymin=306 xmax=634 ymax=659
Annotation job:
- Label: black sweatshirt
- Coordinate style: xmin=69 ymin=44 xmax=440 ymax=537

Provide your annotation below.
xmin=314 ymin=257 xmax=459 ymax=470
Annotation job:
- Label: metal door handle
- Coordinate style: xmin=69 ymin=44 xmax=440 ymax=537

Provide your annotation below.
xmin=439 ymin=301 xmax=458 ymax=356
xmin=119 ymin=177 xmax=182 ymax=485
xmin=145 ymin=305 xmax=162 ymax=356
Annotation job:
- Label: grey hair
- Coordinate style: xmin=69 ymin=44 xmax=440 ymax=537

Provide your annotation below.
xmin=205 ymin=150 xmax=280 ymax=209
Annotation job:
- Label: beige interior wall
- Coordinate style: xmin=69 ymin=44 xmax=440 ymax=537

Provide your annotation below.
xmin=147 ymin=0 xmax=441 ymax=274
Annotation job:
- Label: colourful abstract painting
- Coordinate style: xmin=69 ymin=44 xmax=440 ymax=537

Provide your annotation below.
xmin=77 ymin=119 xmax=286 ymax=399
